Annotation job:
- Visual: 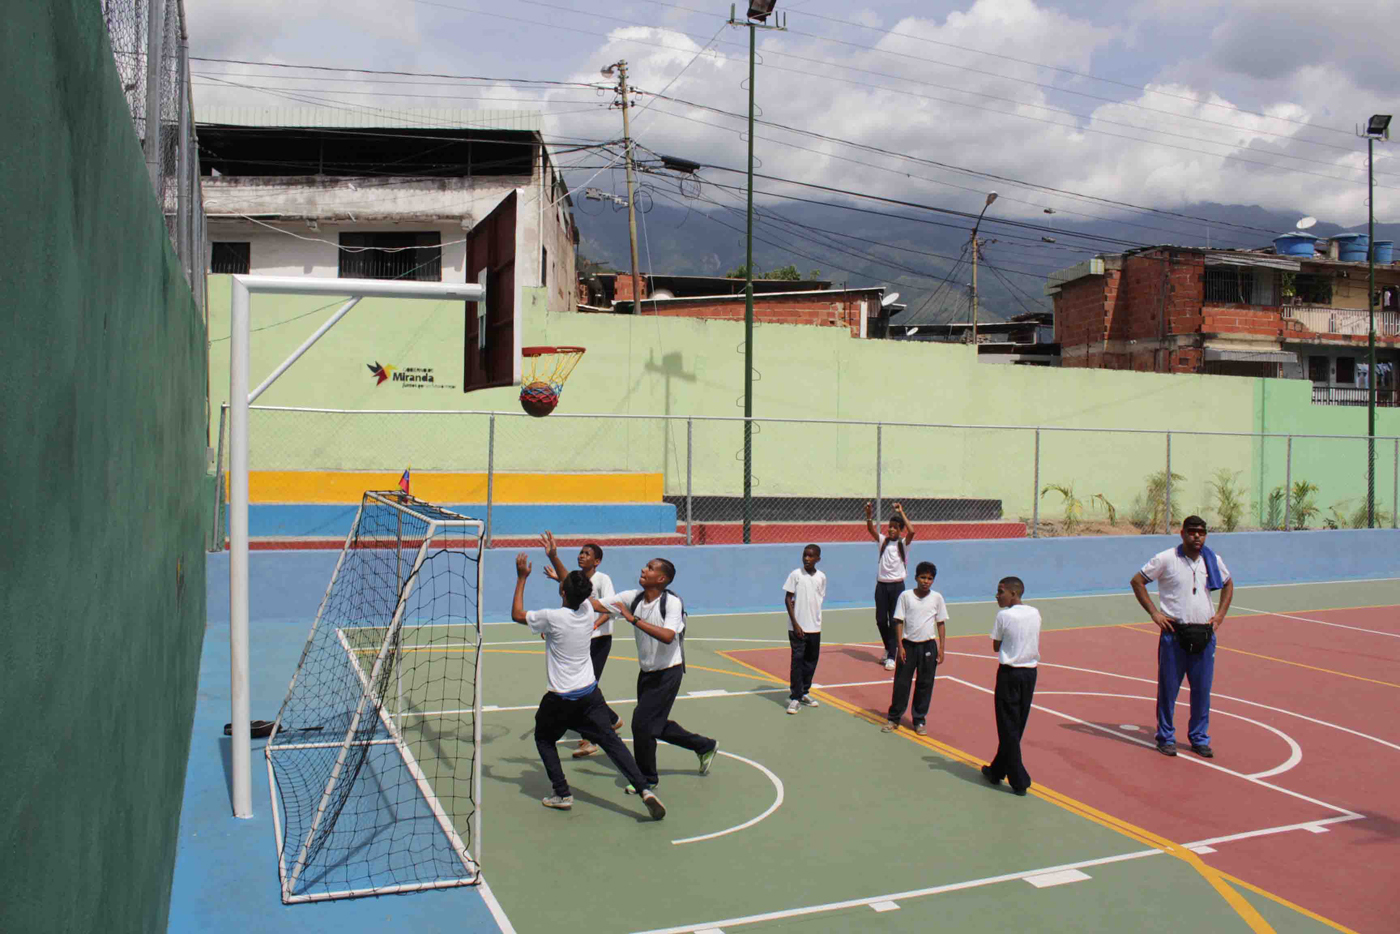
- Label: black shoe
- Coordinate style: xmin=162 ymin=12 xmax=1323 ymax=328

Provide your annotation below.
xmin=980 ymin=765 xmax=1001 ymax=786
xmin=1011 ymin=786 xmax=1028 ymax=797
xmin=1156 ymin=743 xmax=1178 ymax=757
xmin=1191 ymin=744 xmax=1215 ymax=759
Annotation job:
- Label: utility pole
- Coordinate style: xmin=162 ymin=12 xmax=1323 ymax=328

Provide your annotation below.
xmin=604 ymin=61 xmax=643 ymax=314
xmin=969 ymin=191 xmax=997 ymax=348
xmin=728 ymin=2 xmax=785 ymax=544
xmin=1361 ymin=114 xmax=1391 ymax=527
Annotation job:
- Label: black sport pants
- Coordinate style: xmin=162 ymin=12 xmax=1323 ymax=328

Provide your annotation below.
xmin=886 ymin=638 xmax=939 ymax=726
xmin=633 ymin=666 xmax=716 ymax=786
xmin=873 ymin=580 xmax=904 ymax=661
xmin=986 ymin=665 xmax=1038 ymax=793
xmin=788 ymin=631 xmax=821 ymax=700
xmin=590 ymin=635 xmax=621 ymax=726
xmin=534 ymin=686 xmax=649 ymax=798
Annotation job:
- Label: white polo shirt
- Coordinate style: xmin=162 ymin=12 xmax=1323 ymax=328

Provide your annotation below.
xmin=991 ymin=604 xmax=1041 ymax=668
xmin=894 ymin=588 xmax=948 ymax=643
xmin=783 ymin=568 xmax=827 ymax=632
xmin=610 ymin=589 xmax=686 ymax=672
xmin=588 ymin=571 xmax=616 ymax=639
xmin=1140 ymin=547 xmax=1232 ymax=626
xmin=524 ymin=603 xmax=598 ymax=695
xmin=877 ymin=537 xmax=908 ymax=582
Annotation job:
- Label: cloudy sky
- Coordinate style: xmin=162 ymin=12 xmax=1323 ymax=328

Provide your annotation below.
xmin=187 ymin=0 xmax=1397 ymax=241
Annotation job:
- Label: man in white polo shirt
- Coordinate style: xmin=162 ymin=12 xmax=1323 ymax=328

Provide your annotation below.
xmin=882 ymin=561 xmax=947 ymax=736
xmin=1131 ymin=516 xmax=1235 ymax=759
xmin=980 ymin=576 xmax=1040 ymax=796
xmin=511 ymin=553 xmax=666 ymax=820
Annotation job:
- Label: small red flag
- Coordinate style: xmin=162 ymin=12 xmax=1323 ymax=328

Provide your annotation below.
xmin=398 ymin=468 xmax=410 ymax=493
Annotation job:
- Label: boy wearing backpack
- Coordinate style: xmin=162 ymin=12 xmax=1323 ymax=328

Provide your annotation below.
xmin=597 ymin=558 xmax=718 ymax=790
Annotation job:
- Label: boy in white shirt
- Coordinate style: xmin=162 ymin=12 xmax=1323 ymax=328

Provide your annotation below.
xmin=882 ymin=561 xmax=947 ymax=736
xmin=511 ymin=553 xmax=665 ymax=820
xmin=540 ymin=532 xmax=623 ymax=758
xmin=783 ymin=545 xmax=827 ymax=715
xmin=865 ymin=501 xmax=916 ymax=671
xmin=980 ymin=576 xmax=1041 ymax=796
xmin=598 ymin=558 xmax=718 ymax=791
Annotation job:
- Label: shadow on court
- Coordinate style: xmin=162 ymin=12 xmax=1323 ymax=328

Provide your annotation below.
xmin=1060 ymin=721 xmax=1158 ymax=751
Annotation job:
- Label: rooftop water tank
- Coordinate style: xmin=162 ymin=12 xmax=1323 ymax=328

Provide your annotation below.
xmin=1332 ymin=232 xmax=1369 ymax=262
xmin=1373 ymin=240 xmax=1394 ymax=265
xmin=1273 ymin=232 xmax=1319 ymax=256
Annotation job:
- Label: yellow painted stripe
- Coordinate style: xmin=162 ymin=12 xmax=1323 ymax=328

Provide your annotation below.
xmin=716 ymin=650 xmax=1274 ymax=934
xmin=1118 ymin=625 xmax=1400 ymax=688
xmin=1216 ymin=871 xmax=1360 ymax=934
xmin=235 ymin=470 xmax=664 ymax=503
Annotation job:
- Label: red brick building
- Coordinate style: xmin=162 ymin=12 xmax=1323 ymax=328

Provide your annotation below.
xmin=581 ymin=273 xmax=893 ymax=338
xmin=1048 ymin=246 xmax=1400 ymax=404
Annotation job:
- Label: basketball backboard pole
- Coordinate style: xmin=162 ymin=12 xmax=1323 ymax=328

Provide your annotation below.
xmin=227 ymin=275 xmax=484 ymax=819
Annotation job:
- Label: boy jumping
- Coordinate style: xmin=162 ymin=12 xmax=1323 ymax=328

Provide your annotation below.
xmin=882 ymin=561 xmax=946 ymax=735
xmin=783 ymin=544 xmax=826 ymax=715
xmin=980 ymin=576 xmax=1041 ymax=796
xmin=511 ymin=553 xmax=665 ymax=820
xmin=865 ymin=501 xmax=915 ymax=670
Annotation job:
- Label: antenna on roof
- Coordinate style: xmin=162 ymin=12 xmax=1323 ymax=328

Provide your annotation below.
xmin=1296 ymin=216 xmax=1317 ymax=230
xmin=881 ymin=291 xmax=901 ymax=307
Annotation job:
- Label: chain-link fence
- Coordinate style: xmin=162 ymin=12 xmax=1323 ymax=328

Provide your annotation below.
xmin=101 ymin=0 xmax=206 ymax=313
xmin=210 ymin=406 xmax=1400 ymax=551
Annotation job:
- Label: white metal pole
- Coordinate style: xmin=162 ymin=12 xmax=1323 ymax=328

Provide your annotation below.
xmin=1032 ymin=428 xmax=1040 ymax=538
xmin=142 ymin=0 xmax=165 ymax=193
xmin=485 ymin=415 xmax=496 ymax=546
xmin=249 ymin=298 xmax=361 ymax=403
xmin=1284 ymin=435 xmax=1293 ymax=531
xmin=229 ymin=277 xmax=253 ymax=818
xmin=1164 ymin=432 xmax=1172 ymax=534
xmin=685 ymin=418 xmax=693 ymax=546
xmin=472 ymin=530 xmax=485 ymax=870
xmin=875 ymin=424 xmax=883 ymax=526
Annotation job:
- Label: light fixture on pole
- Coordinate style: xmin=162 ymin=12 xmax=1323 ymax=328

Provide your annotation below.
xmin=969 ymin=191 xmax=998 ymax=348
xmin=603 ymin=61 xmax=643 ymax=317
xmin=1361 ymin=113 xmax=1391 ymax=527
xmin=727 ymin=1 xmax=785 ymax=545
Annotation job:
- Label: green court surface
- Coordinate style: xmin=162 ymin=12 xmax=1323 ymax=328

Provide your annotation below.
xmin=461 ymin=578 xmax=1399 ymax=934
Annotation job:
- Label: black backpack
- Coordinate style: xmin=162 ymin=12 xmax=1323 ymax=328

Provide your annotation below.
xmin=630 ymin=589 xmax=687 ymax=672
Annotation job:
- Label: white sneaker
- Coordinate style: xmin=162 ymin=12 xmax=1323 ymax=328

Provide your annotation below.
xmin=883 ymin=658 xmax=896 ymax=671
xmin=541 ymin=794 xmax=573 ymax=810
xmin=786 ymin=699 xmax=800 ymax=714
xmin=800 ymin=695 xmax=819 ymax=707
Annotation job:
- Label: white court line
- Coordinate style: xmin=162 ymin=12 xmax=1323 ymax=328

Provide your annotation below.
xmin=944 ymin=674 xmax=1355 ymax=818
xmin=1024 ymin=869 xmax=1091 ymax=888
xmin=628 ymin=813 xmax=1365 ymax=934
xmin=478 ymin=876 xmax=517 ymax=934
xmin=943 ymin=651 xmax=1400 ymax=756
xmin=1031 ymin=691 xmax=1304 ymax=780
xmin=1233 ymin=604 xmax=1400 ymax=639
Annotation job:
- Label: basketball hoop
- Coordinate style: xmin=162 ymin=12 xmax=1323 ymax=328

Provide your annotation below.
xmin=519 ymin=346 xmax=585 ymax=417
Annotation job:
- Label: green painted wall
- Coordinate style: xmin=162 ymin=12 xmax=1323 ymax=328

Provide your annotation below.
xmin=0 ymin=5 xmax=208 ymax=933
xmin=208 ymin=266 xmax=1400 ymax=530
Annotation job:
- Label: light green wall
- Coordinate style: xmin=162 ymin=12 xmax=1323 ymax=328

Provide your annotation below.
xmin=208 ymin=275 xmax=1400 ymax=527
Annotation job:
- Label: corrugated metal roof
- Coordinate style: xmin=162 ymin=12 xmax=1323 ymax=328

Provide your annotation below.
xmin=196 ymin=107 xmax=543 ymax=132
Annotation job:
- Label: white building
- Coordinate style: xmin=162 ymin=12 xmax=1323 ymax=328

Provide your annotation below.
xmin=200 ymin=108 xmax=577 ymax=313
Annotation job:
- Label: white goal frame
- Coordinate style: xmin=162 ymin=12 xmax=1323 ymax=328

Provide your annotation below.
xmin=228 ymin=275 xmax=485 ymax=819
xmin=265 ymin=493 xmax=485 ymax=903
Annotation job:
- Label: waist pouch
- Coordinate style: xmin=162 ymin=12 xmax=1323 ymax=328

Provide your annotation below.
xmin=1172 ymin=622 xmax=1213 ymax=655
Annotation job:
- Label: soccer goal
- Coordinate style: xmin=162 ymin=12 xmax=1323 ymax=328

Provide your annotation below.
xmin=266 ymin=491 xmax=484 ymax=903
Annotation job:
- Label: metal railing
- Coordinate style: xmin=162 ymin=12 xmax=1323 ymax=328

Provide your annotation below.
xmin=1284 ymin=305 xmax=1400 ymax=337
xmin=1312 ymin=385 xmax=1400 ymax=407
xmin=102 ymin=0 xmax=206 ymax=313
xmin=209 ymin=406 xmax=1400 ymax=550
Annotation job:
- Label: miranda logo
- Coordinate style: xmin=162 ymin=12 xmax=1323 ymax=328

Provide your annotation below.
xmin=367 ymin=361 xmax=395 ymax=386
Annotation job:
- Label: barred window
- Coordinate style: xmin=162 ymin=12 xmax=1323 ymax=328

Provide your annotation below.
xmin=211 ymin=241 xmax=250 ymax=275
xmin=1204 ymin=266 xmax=1277 ymax=305
xmin=338 ymin=231 xmax=441 ymax=281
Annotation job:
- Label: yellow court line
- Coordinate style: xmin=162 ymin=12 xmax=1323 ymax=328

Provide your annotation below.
xmin=1117 ymin=625 xmax=1400 ymax=689
xmin=715 ymin=650 xmax=1276 ymax=934
xmin=1217 ymin=871 xmax=1360 ymax=934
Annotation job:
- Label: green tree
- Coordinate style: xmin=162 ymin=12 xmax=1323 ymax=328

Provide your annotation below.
xmin=725 ymin=263 xmax=819 ymax=281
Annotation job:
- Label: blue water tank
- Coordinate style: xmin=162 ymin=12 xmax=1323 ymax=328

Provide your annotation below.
xmin=1374 ymin=240 xmax=1394 ymax=265
xmin=1273 ymin=232 xmax=1319 ymax=256
xmin=1332 ymin=232 xmax=1369 ymax=262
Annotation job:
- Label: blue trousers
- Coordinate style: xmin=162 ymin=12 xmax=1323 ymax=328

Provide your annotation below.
xmin=1156 ymin=631 xmax=1215 ymax=747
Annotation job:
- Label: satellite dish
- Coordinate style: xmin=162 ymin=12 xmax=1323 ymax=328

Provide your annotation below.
xmin=1296 ymin=216 xmax=1317 ymax=230
xmin=881 ymin=291 xmax=901 ymax=307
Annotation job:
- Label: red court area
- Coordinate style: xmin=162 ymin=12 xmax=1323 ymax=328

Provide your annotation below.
xmin=727 ymin=605 xmax=1400 ymax=933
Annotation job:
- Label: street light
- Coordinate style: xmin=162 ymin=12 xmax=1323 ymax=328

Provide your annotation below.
xmin=1362 ymin=114 xmax=1391 ymax=527
xmin=970 ymin=191 xmax=998 ymax=347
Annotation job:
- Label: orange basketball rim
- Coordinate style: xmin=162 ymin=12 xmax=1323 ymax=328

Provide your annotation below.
xmin=519 ymin=346 xmax=585 ymax=417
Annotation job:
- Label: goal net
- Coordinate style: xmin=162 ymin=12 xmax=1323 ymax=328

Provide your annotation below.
xmin=266 ymin=491 xmax=484 ymax=903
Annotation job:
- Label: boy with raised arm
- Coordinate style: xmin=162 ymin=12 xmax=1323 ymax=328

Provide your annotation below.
xmin=597 ymin=558 xmax=718 ymax=792
xmin=980 ymin=576 xmax=1041 ymax=796
xmin=882 ymin=561 xmax=946 ymax=736
xmin=865 ymin=501 xmax=916 ymax=671
xmin=783 ymin=544 xmax=826 ymax=715
xmin=539 ymin=532 xmax=622 ymax=758
xmin=511 ymin=552 xmax=666 ymax=820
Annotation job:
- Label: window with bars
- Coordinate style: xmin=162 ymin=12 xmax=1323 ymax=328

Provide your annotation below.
xmin=211 ymin=242 xmax=250 ymax=275
xmin=1204 ymin=266 xmax=1277 ymax=305
xmin=338 ymin=232 xmax=442 ymax=281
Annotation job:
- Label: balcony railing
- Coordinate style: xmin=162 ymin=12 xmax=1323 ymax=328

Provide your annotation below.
xmin=1285 ymin=305 xmax=1400 ymax=337
xmin=1312 ymin=385 xmax=1399 ymax=406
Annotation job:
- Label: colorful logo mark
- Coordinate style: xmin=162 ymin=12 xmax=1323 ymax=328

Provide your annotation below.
xmin=367 ymin=361 xmax=395 ymax=386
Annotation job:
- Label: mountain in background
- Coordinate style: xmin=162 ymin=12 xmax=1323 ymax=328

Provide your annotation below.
xmin=571 ymin=185 xmax=1400 ymax=327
